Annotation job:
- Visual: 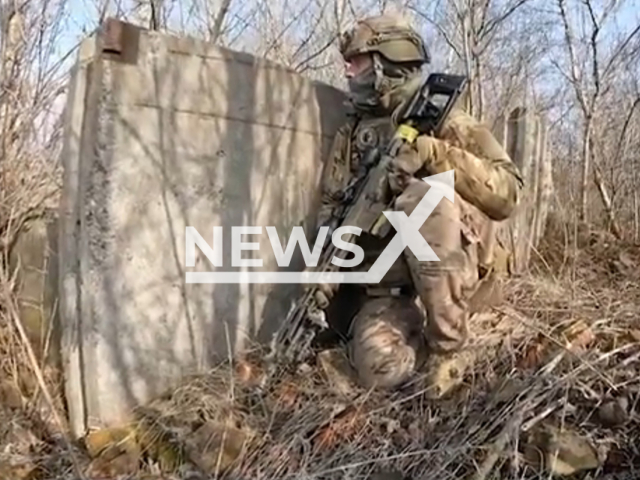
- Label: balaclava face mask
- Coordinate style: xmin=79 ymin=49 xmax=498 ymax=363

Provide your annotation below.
xmin=347 ymin=64 xmax=380 ymax=112
xmin=347 ymin=53 xmax=421 ymax=116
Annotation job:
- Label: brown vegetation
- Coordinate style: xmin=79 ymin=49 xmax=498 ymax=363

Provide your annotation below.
xmin=2 ymin=0 xmax=640 ymax=478
xmin=1 ymin=226 xmax=639 ymax=479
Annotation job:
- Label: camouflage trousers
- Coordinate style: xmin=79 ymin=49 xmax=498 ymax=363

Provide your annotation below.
xmin=348 ymin=179 xmax=503 ymax=388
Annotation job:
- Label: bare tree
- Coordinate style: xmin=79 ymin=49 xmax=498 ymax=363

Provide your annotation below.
xmin=555 ymin=0 xmax=640 ymax=232
xmin=408 ymin=0 xmax=535 ymax=122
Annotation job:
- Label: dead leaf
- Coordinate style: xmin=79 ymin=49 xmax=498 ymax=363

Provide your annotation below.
xmin=15 ymin=366 xmax=37 ymax=398
xmin=611 ymin=252 xmax=636 ymax=275
xmin=274 ymin=382 xmax=298 ymax=408
xmin=2 ymin=422 xmax=41 ymax=456
xmin=135 ymin=476 xmax=180 ymax=480
xmin=547 ymin=433 xmax=600 ymax=475
xmin=564 ymin=321 xmax=595 ymax=353
xmin=517 ymin=338 xmax=547 ymax=370
xmin=134 ymin=421 xmax=185 ymax=472
xmin=266 ymin=444 xmax=301 ymax=471
xmin=0 ymin=461 xmax=40 ymax=480
xmin=407 ymin=420 xmax=422 ymax=442
xmin=468 ymin=270 xmax=503 ymax=314
xmin=83 ymin=426 xmax=142 ymax=477
xmin=84 ymin=426 xmax=139 ymax=459
xmin=518 ymin=322 xmax=595 ymax=371
xmin=297 ymin=363 xmax=313 ymax=375
xmin=185 ymin=421 xmax=253 ymax=474
xmin=619 ymin=251 xmax=636 ymax=268
xmin=597 ymin=397 xmax=629 ymax=427
xmin=523 ymin=423 xmax=600 ymax=476
xmin=314 ymin=406 xmax=365 ymax=450
xmin=604 ymin=444 xmax=627 ymax=468
xmin=235 ymin=359 xmax=264 ymax=386
xmin=384 ymin=418 xmax=400 ymax=434
xmin=628 ymin=330 xmax=640 ymax=343
xmin=0 ymin=380 xmax=23 ymax=409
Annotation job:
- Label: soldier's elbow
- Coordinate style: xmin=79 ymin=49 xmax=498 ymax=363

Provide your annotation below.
xmin=484 ymin=199 xmax=515 ymax=221
xmin=481 ymin=180 xmax=519 ymax=221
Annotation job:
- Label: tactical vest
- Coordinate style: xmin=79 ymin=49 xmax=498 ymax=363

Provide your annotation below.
xmin=345 ymin=115 xmax=415 ymax=296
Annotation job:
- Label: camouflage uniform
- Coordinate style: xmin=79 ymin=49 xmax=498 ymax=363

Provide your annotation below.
xmin=317 ymin=15 xmax=523 ymax=395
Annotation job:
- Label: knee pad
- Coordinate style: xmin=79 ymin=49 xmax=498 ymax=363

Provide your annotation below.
xmin=348 ymin=297 xmax=425 ymax=389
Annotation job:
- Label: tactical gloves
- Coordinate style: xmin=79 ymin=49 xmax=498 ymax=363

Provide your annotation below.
xmin=386 ymin=141 xmax=423 ymax=195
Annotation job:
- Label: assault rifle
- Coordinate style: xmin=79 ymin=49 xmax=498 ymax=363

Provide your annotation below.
xmin=264 ymin=73 xmax=468 ymax=373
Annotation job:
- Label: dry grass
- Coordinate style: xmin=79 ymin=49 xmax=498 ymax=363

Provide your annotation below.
xmin=1 ymin=216 xmax=640 ymax=479
xmin=117 ymin=238 xmax=640 ymax=480
xmin=0 ymin=126 xmax=71 ymax=478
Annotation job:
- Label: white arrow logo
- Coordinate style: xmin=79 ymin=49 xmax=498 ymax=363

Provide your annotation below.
xmin=186 ymin=170 xmax=455 ymax=284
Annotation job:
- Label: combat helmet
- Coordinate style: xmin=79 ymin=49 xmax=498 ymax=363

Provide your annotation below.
xmin=339 ymin=14 xmax=429 ymax=113
xmin=339 ymin=14 xmax=430 ymax=66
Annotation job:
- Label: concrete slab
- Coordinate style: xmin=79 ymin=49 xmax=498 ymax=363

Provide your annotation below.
xmin=9 ymin=212 xmax=59 ymax=366
xmin=58 ymin=19 xmax=347 ymax=437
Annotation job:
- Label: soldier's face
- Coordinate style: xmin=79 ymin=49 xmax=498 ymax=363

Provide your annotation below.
xmin=345 ymin=54 xmax=373 ymax=79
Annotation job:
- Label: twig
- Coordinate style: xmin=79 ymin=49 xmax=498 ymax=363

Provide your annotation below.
xmin=466 ymin=310 xmax=582 ymax=480
xmin=521 ymin=399 xmax=564 ymax=432
xmin=498 ymin=306 xmax=617 ymax=389
xmin=307 ymin=446 xmax=467 ymax=478
xmin=469 ymin=411 xmax=522 ymax=480
xmin=1 ymin=278 xmax=87 ymax=479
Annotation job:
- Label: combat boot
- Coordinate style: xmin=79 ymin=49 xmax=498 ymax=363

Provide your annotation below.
xmin=420 ymin=348 xmax=476 ymax=400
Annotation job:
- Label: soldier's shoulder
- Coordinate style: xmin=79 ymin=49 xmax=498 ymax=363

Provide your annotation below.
xmin=442 ymin=102 xmax=503 ymax=143
xmin=439 ymin=103 xmax=479 ymax=144
xmin=445 ymin=102 xmax=482 ymax=129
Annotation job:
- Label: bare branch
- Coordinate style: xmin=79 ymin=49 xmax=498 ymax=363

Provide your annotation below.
xmin=602 ymin=22 xmax=640 ymax=80
xmin=293 ymin=32 xmax=338 ymax=72
xmin=408 ymin=4 xmax=463 ymax=60
xmin=479 ymin=0 xmax=530 ymax=41
xmin=211 ymin=0 xmax=233 ymax=43
xmin=556 ymin=0 xmax=588 ymax=115
xmin=612 ymin=96 xmax=640 ymax=165
xmin=583 ymin=0 xmax=601 ymax=109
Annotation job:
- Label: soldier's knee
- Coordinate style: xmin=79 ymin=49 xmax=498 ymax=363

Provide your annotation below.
xmin=348 ymin=297 xmax=425 ymax=390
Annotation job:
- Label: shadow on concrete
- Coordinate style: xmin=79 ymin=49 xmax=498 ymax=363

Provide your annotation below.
xmin=66 ymin=29 xmax=349 ymax=423
xmin=255 ymin=78 xmax=349 ymax=348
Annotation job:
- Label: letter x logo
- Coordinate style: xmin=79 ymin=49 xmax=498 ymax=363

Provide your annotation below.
xmin=363 ymin=170 xmax=455 ymax=283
